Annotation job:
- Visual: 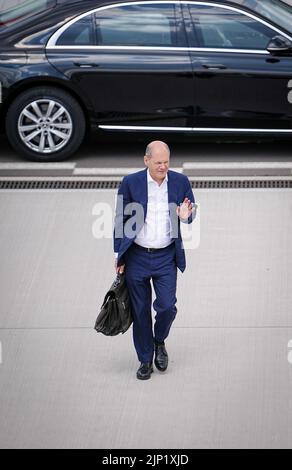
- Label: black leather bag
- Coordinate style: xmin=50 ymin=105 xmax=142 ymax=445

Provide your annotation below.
xmin=94 ymin=273 xmax=133 ymax=336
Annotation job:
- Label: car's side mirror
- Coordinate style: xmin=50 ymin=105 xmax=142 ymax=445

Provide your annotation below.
xmin=267 ymin=35 xmax=292 ymax=55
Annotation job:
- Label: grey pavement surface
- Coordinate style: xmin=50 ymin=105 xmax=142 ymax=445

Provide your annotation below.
xmin=0 ymin=187 xmax=292 ymax=448
xmin=1 ymin=134 xmax=292 ymax=177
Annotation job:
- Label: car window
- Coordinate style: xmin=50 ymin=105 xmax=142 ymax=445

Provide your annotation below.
xmin=233 ymin=0 xmax=292 ymax=35
xmin=0 ymin=0 xmax=55 ymax=28
xmin=187 ymin=4 xmax=277 ymax=49
xmin=56 ymin=14 xmax=95 ymax=46
xmin=95 ymin=4 xmax=178 ymax=47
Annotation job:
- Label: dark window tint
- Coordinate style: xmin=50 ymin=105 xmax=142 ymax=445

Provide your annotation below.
xmin=56 ymin=14 xmax=95 ymax=46
xmin=95 ymin=4 xmax=178 ymax=47
xmin=188 ymin=5 xmax=276 ymax=49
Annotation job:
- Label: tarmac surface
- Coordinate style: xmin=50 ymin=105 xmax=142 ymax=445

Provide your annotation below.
xmin=0 ymin=184 xmax=291 ymax=448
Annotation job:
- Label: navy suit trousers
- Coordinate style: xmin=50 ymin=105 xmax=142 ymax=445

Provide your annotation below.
xmin=124 ymin=242 xmax=177 ymax=363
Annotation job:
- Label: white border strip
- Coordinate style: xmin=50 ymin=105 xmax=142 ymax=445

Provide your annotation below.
xmin=46 ymin=0 xmax=292 ymax=49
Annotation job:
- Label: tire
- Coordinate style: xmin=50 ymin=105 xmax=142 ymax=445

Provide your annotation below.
xmin=6 ymin=86 xmax=86 ymax=162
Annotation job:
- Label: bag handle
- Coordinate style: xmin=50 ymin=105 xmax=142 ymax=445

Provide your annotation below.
xmin=112 ymin=272 xmax=124 ymax=288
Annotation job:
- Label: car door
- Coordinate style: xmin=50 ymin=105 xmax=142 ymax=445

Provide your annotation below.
xmin=46 ymin=1 xmax=195 ymax=130
xmin=181 ymin=1 xmax=292 ymax=132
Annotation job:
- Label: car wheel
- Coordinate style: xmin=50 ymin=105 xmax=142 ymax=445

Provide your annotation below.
xmin=6 ymin=87 xmax=86 ymax=162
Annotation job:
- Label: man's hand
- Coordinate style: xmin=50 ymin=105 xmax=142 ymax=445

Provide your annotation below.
xmin=115 ymin=259 xmax=125 ymax=274
xmin=176 ymin=198 xmax=194 ymax=221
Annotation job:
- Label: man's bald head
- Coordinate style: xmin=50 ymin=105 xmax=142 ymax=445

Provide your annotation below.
xmin=145 ymin=141 xmax=170 ymax=159
xmin=144 ymin=141 xmax=170 ymax=185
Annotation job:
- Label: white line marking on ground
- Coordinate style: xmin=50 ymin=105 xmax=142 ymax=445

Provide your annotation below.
xmin=0 ymin=163 xmax=76 ymax=170
xmin=183 ymin=162 xmax=292 ymax=170
xmin=73 ymin=167 xmax=183 ymax=175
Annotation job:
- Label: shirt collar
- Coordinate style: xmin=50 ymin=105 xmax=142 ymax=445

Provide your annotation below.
xmin=147 ymin=168 xmax=168 ymax=185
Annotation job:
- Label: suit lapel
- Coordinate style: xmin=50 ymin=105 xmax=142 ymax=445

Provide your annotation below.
xmin=167 ymin=171 xmax=179 ymax=239
xmin=138 ymin=168 xmax=148 ymax=220
xmin=167 ymin=170 xmax=177 ymax=205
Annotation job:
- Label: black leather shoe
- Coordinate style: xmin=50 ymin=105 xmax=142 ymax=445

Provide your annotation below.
xmin=136 ymin=362 xmax=153 ymax=380
xmin=154 ymin=341 xmax=168 ymax=372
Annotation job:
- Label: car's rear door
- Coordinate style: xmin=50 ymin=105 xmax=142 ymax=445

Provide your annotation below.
xmin=182 ymin=1 xmax=292 ymax=133
xmin=46 ymin=1 xmax=195 ymax=130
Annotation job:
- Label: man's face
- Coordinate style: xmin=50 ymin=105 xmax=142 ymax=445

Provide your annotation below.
xmin=144 ymin=149 xmax=170 ymax=182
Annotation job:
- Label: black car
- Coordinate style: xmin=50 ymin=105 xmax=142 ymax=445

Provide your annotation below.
xmin=0 ymin=0 xmax=292 ymax=161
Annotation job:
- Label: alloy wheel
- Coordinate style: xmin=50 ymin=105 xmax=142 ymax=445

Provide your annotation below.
xmin=18 ymin=99 xmax=73 ymax=154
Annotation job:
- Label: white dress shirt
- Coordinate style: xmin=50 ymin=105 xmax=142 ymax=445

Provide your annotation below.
xmin=134 ymin=169 xmax=172 ymax=249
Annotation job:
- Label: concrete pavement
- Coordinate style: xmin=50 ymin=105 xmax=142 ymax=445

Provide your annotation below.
xmin=0 ymin=187 xmax=291 ymax=448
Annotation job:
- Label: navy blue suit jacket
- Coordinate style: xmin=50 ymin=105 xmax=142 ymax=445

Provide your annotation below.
xmin=113 ymin=168 xmax=195 ymax=273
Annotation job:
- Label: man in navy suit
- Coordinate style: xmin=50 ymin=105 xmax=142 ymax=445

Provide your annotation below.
xmin=114 ymin=141 xmax=196 ymax=380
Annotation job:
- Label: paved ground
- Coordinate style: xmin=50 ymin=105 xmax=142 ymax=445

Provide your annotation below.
xmin=1 ymin=134 xmax=292 ymax=178
xmin=0 ymin=186 xmax=291 ymax=448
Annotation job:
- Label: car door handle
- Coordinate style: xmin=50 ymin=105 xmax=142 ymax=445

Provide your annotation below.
xmin=203 ymin=64 xmax=227 ymax=70
xmin=74 ymin=62 xmax=99 ymax=68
